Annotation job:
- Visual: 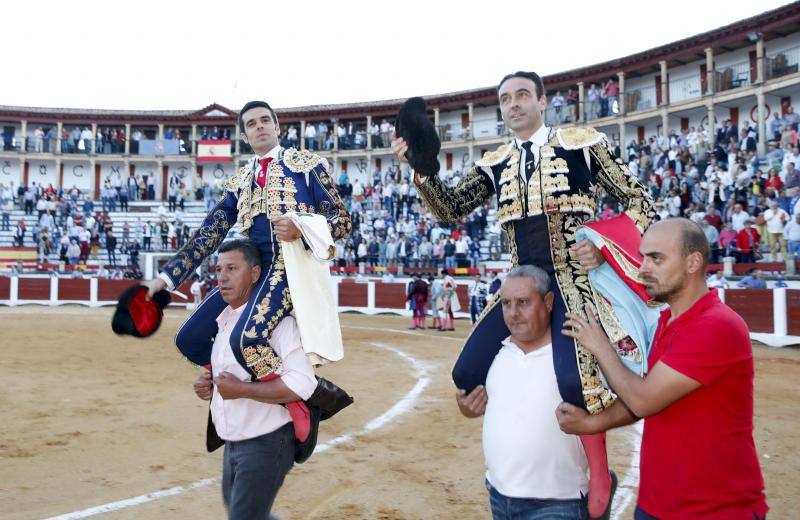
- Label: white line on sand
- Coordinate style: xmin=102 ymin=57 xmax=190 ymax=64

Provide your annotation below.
xmin=342 ymin=324 xmax=464 ymax=342
xmin=42 ymin=341 xmax=430 ymax=520
xmin=610 ymin=420 xmax=644 ymax=519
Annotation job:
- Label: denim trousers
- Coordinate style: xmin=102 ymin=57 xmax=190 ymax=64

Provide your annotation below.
xmin=222 ymin=422 xmax=294 ymax=520
xmin=487 ymin=480 xmax=587 ymax=520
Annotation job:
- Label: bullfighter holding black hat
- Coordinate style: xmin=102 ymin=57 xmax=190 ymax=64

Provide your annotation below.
xmin=393 ymin=72 xmax=655 ymax=519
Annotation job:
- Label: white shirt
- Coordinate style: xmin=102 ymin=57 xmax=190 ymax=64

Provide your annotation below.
xmin=731 ymin=211 xmax=750 ymax=232
xmin=483 ymin=338 xmax=589 ymax=499
xmin=190 ymin=280 xmax=203 ymax=295
xmin=785 ymin=219 xmax=800 ymax=241
xmin=515 ymin=125 xmax=593 ymax=182
xmin=514 ymin=125 xmax=550 ymax=182
xmin=763 ymin=208 xmax=788 ymax=234
xmin=783 ymin=152 xmax=800 ymax=172
xmin=707 ymin=274 xmax=729 ymax=289
xmin=210 ymin=307 xmax=316 ymax=442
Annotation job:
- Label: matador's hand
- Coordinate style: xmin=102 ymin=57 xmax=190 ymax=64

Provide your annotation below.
xmin=570 ymin=239 xmax=605 ymax=272
xmin=141 ymin=276 xmax=166 ymax=301
xmin=390 ymin=131 xmax=409 ymax=164
xmin=270 ymin=216 xmax=302 ymax=242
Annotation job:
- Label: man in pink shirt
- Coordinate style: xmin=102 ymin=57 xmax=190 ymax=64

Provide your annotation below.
xmin=193 ymin=238 xmax=317 ymax=519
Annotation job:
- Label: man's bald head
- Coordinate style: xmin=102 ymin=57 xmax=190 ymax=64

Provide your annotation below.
xmin=648 ymin=218 xmax=709 ymax=270
xmin=639 ymin=218 xmax=710 ymax=303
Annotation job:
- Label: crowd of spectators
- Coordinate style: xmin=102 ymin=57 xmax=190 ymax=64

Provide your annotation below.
xmin=331 ymin=168 xmax=498 ymax=270
xmin=0 ymin=179 xmax=197 ymax=275
xmin=623 ymin=112 xmax=800 ymax=265
xmin=279 ymin=119 xmax=395 ymax=151
xmin=5 ymin=108 xmax=800 ymax=278
xmin=548 ymin=78 xmax=620 ymax=125
xmin=0 ymin=125 xmax=212 ymax=155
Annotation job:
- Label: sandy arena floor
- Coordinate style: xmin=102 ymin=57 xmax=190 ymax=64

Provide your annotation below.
xmin=0 ymin=306 xmax=796 ymax=519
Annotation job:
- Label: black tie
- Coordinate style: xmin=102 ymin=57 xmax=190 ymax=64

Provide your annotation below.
xmin=522 ymin=142 xmax=536 ymax=181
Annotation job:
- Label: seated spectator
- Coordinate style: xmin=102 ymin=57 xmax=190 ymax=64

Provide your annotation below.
xmin=706 ymin=270 xmax=729 ymax=289
xmin=737 ymin=268 xmax=766 ymax=289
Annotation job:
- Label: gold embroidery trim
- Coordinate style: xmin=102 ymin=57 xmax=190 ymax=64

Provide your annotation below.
xmin=475 ymin=142 xmax=513 ymax=167
xmin=416 ymin=166 xmax=491 ymax=223
xmin=556 ymin=126 xmax=603 ymax=150
xmin=505 ymin=221 xmax=519 ymax=266
xmin=547 ymin=212 xmax=616 ymax=414
xmin=588 ymin=139 xmax=654 ymax=233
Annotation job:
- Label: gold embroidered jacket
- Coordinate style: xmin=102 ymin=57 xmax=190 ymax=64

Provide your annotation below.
xmin=417 ymin=126 xmax=655 ymax=413
xmin=161 ymin=147 xmax=351 ymax=289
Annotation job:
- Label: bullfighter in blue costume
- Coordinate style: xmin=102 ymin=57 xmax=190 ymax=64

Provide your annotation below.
xmin=143 ymin=101 xmax=351 ymax=439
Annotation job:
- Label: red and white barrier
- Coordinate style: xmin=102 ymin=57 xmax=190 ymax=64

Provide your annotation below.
xmin=1 ymin=276 xmax=798 ymax=346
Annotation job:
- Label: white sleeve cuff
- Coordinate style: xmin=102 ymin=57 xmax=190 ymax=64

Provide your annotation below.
xmin=158 ymin=271 xmax=176 ymax=291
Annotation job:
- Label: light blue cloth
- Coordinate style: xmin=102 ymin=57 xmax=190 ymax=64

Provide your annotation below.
xmin=575 ymin=227 xmax=663 ymax=375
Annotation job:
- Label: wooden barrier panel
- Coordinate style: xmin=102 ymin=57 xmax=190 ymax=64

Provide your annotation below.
xmin=0 ymin=276 xmax=10 ymax=300
xmin=97 ymin=279 xmax=139 ymax=302
xmin=374 ymin=282 xmax=408 ymax=309
xmin=17 ymin=278 xmax=50 ymax=300
xmin=726 ymin=289 xmax=774 ymax=333
xmin=456 ymin=285 xmax=469 ymax=310
xmin=787 ymin=289 xmax=800 ymax=337
xmin=338 ymin=280 xmax=368 ymax=307
xmin=58 ymin=279 xmax=91 ymax=300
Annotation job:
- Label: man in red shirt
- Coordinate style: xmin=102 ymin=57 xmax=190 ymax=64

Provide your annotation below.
xmin=556 ymin=218 xmax=767 ymax=519
xmin=703 ymin=206 xmax=723 ymax=231
xmin=736 ymin=219 xmax=761 ymax=263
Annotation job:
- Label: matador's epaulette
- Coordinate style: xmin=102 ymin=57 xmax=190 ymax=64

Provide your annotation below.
xmin=224 ymin=166 xmax=249 ymax=192
xmin=555 ymin=127 xmax=605 ymax=150
xmin=475 ymin=142 xmax=513 ymax=167
xmin=283 ymin=148 xmax=325 ymax=174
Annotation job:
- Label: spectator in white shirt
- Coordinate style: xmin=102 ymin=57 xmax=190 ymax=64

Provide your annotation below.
xmin=706 ymin=270 xmax=730 ymax=289
xmin=190 ymin=274 xmax=204 ymax=306
xmin=456 ymin=265 xmax=592 ymax=519
xmin=763 ymin=201 xmax=789 ymax=260
xmin=304 ymin=124 xmax=316 ymax=151
xmin=666 ymin=189 xmax=682 ymax=217
xmin=782 ymin=145 xmax=800 ymax=177
xmin=730 ymin=203 xmax=750 ymax=232
xmin=192 ymin=239 xmax=316 ymax=519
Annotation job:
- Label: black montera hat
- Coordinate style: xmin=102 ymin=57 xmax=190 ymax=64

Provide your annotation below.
xmin=112 ymin=285 xmax=171 ymax=338
xmin=395 ymin=97 xmax=441 ymax=176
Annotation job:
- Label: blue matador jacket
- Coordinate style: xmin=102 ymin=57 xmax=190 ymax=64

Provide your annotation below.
xmin=160 ymin=147 xmax=351 ymax=382
xmin=416 ymin=126 xmax=654 ymax=414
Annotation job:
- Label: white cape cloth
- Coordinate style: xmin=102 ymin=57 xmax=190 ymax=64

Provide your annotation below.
xmin=280 ymin=212 xmax=344 ymax=366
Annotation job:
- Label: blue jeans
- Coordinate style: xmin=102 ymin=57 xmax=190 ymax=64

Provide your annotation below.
xmin=445 ymin=256 xmax=456 ymax=269
xmin=789 ymin=240 xmax=800 ymax=256
xmin=222 ymin=422 xmax=294 ymax=520
xmin=487 ymin=480 xmax=587 ymax=520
